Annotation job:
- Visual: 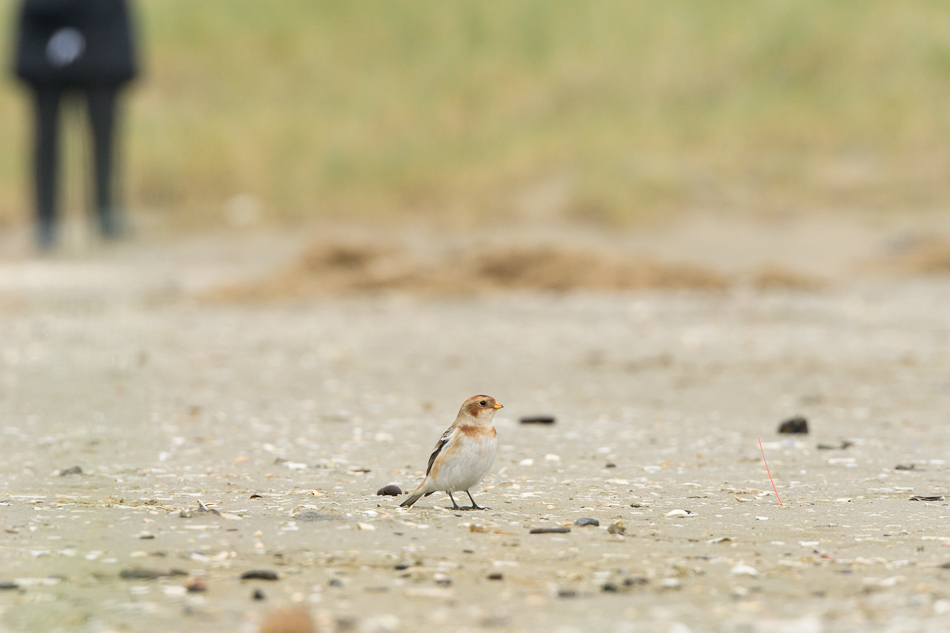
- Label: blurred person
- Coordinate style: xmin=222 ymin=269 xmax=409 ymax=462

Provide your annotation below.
xmin=12 ymin=0 xmax=138 ymax=248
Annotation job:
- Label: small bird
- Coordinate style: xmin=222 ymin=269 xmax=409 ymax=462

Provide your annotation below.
xmin=400 ymin=395 xmax=502 ymax=510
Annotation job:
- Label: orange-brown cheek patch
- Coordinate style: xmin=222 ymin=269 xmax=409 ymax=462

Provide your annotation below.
xmin=465 ymin=403 xmax=483 ymax=418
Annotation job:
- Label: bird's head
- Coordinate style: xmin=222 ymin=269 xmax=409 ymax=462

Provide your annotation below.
xmin=460 ymin=395 xmax=503 ymax=423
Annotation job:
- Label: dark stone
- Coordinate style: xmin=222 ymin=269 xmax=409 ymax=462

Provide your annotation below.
xmin=818 ymin=441 xmax=854 ymax=450
xmin=252 ymin=589 xmax=265 ymax=600
xmin=58 ymin=466 xmax=82 ymax=476
xmin=487 ymin=573 xmax=503 ymax=580
xmin=602 ymin=582 xmax=619 ymax=593
xmin=910 ymin=495 xmax=945 ymax=502
xmin=328 ymin=578 xmax=343 ymax=587
xmin=0 ymin=582 xmax=18 ymax=590
xmin=574 ymin=517 xmax=599 ymax=527
xmin=895 ymin=464 xmax=917 ymax=470
xmin=604 ymin=462 xmax=616 ymax=468
xmin=557 ymin=589 xmax=577 ymax=598
xmin=778 ymin=416 xmax=808 ymax=434
xmin=249 ymin=493 xmax=264 ymax=499
xmin=520 ymin=416 xmax=556 ymax=425
xmin=376 ymin=485 xmax=402 ymax=497
xmin=623 ymin=577 xmax=649 ymax=587
xmin=529 ymin=527 xmax=570 ymax=534
xmin=240 ymin=570 xmax=279 ymax=581
xmin=393 ymin=563 xmax=411 ymax=570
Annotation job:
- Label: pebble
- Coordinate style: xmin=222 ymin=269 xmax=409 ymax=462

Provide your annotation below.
xmin=58 ymin=466 xmax=82 ymax=476
xmin=376 ymin=485 xmax=402 ymax=496
xmin=519 ymin=416 xmax=555 ymax=424
xmin=119 ymin=568 xmax=187 ymax=580
xmin=241 ymin=570 xmax=279 ymax=581
xmin=185 ymin=577 xmax=207 ymax=593
xmin=623 ymin=577 xmax=649 ymax=587
xmin=601 ymin=582 xmax=619 ymax=593
xmin=252 ymin=589 xmax=266 ymax=601
xmin=911 ymin=495 xmax=945 ymax=502
xmin=259 ymin=605 xmax=315 ymax=633
xmin=487 ymin=573 xmax=503 ymax=581
xmin=0 ymin=582 xmax=19 ymax=590
xmin=664 ymin=509 xmax=696 ymax=518
xmin=730 ymin=564 xmax=759 ymax=577
xmin=294 ymin=511 xmax=343 ymax=521
xmin=529 ymin=527 xmax=570 ymax=534
xmin=574 ymin=517 xmax=599 ymax=527
xmin=778 ymin=416 xmax=808 ymax=434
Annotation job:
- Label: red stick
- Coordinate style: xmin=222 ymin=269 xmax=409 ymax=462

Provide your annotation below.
xmin=758 ymin=437 xmax=784 ymax=506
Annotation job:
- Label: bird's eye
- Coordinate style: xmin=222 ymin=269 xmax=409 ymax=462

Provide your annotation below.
xmin=479 ymin=400 xmax=487 ymax=406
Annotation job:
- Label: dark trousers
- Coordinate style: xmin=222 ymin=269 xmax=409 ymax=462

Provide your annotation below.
xmin=32 ymin=84 xmax=121 ymax=247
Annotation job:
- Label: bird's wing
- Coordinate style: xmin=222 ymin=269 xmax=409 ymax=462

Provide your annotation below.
xmin=426 ymin=427 xmax=456 ymax=477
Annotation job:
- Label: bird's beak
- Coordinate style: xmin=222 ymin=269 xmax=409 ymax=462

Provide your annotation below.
xmin=493 ymin=402 xmax=504 ymax=409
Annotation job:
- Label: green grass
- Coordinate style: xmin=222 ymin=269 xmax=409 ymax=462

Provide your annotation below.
xmin=1 ymin=0 xmax=950 ymax=229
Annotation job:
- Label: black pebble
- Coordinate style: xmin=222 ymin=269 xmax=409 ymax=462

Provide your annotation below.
xmin=394 ymin=563 xmax=411 ymax=570
xmin=602 ymin=582 xmax=619 ymax=592
xmin=240 ymin=570 xmax=278 ymax=581
xmin=520 ymin=416 xmax=555 ymax=425
xmin=0 ymin=582 xmax=18 ymax=590
xmin=778 ymin=416 xmax=808 ymax=434
xmin=58 ymin=466 xmax=82 ymax=476
xmin=252 ymin=589 xmax=265 ymax=601
xmin=623 ymin=577 xmax=649 ymax=587
xmin=328 ymin=578 xmax=343 ymax=587
xmin=487 ymin=573 xmax=503 ymax=580
xmin=574 ymin=517 xmax=600 ymax=527
xmin=376 ymin=485 xmax=402 ymax=496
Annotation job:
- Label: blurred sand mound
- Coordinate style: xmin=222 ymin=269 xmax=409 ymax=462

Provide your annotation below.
xmin=204 ymin=240 xmax=731 ymax=301
xmin=883 ymin=239 xmax=950 ymax=275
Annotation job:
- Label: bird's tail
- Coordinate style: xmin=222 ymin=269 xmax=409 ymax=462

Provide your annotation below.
xmin=400 ymin=480 xmax=431 ymax=508
xmin=400 ymin=491 xmax=424 ymax=508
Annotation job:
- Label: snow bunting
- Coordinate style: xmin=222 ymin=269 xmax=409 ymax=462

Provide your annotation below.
xmin=400 ymin=395 xmax=502 ymax=510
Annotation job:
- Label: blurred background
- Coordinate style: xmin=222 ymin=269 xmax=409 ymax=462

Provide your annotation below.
xmin=2 ymin=0 xmax=949 ymax=237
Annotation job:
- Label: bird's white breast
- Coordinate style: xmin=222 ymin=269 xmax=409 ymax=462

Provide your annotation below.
xmin=431 ymin=429 xmax=497 ymax=493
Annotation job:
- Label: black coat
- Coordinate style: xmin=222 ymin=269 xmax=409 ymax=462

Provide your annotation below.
xmin=13 ymin=0 xmax=138 ymax=87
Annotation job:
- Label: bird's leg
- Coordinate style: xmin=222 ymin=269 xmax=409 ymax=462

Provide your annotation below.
xmin=465 ymin=491 xmax=486 ymax=511
xmin=446 ymin=492 xmax=461 ymax=511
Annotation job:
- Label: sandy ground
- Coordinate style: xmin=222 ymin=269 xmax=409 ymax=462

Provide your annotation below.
xmin=2 ymin=216 xmax=950 ymax=633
